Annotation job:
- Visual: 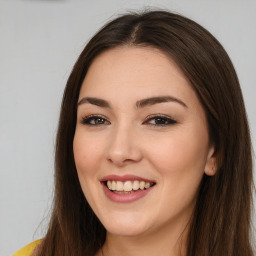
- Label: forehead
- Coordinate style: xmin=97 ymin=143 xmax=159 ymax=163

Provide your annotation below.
xmin=79 ymin=46 xmax=198 ymax=109
xmin=84 ymin=46 xmax=187 ymax=84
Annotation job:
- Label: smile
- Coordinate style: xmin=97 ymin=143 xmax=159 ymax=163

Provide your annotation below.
xmin=106 ymin=180 xmax=155 ymax=193
xmin=101 ymin=175 xmax=156 ymax=203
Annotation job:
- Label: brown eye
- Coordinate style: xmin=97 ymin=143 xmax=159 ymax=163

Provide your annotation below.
xmin=144 ymin=115 xmax=177 ymax=126
xmin=94 ymin=118 xmax=105 ymax=125
xmin=81 ymin=115 xmax=110 ymax=126
xmin=154 ymin=118 xmax=170 ymax=125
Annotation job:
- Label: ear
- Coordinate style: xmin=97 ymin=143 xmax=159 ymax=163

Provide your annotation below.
xmin=204 ymin=146 xmax=217 ymax=176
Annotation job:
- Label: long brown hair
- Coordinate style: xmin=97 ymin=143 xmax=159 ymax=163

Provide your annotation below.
xmin=37 ymin=10 xmax=254 ymax=256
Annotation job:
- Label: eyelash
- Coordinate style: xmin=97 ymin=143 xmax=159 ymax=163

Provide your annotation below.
xmin=143 ymin=114 xmax=177 ymax=126
xmin=80 ymin=114 xmax=110 ymax=126
xmin=80 ymin=114 xmax=177 ymax=127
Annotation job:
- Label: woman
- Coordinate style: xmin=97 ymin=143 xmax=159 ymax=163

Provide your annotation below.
xmin=14 ymin=10 xmax=254 ymax=256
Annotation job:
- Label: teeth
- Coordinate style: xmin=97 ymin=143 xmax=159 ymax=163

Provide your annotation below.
xmin=123 ymin=181 xmax=133 ymax=192
xmin=106 ymin=180 xmax=154 ymax=192
xmin=145 ymin=182 xmax=150 ymax=189
xmin=111 ymin=180 xmax=116 ymax=190
xmin=107 ymin=181 xmax=112 ymax=190
xmin=139 ymin=181 xmax=145 ymax=190
xmin=116 ymin=181 xmax=123 ymax=191
xmin=133 ymin=180 xmax=140 ymax=190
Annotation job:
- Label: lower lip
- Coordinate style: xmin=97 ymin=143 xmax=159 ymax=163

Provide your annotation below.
xmin=102 ymin=183 xmax=154 ymax=203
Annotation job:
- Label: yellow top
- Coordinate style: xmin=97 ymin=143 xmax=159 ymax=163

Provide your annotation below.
xmin=13 ymin=240 xmax=42 ymax=256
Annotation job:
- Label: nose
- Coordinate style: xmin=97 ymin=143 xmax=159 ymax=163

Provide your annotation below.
xmin=106 ymin=123 xmax=143 ymax=167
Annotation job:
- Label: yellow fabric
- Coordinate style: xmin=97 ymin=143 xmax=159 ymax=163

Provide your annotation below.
xmin=13 ymin=240 xmax=42 ymax=256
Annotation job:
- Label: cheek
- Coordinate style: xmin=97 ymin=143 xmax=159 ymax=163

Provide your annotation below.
xmin=73 ymin=131 xmax=104 ymax=181
xmin=151 ymin=139 xmax=207 ymax=173
xmin=73 ymin=131 xmax=104 ymax=206
xmin=146 ymin=133 xmax=208 ymax=220
xmin=147 ymin=128 xmax=209 ymax=192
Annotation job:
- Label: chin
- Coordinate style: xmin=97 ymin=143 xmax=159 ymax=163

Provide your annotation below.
xmin=99 ymin=212 xmax=152 ymax=237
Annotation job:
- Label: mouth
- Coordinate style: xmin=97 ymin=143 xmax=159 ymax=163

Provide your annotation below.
xmin=100 ymin=175 xmax=156 ymax=203
xmin=102 ymin=180 xmax=156 ymax=194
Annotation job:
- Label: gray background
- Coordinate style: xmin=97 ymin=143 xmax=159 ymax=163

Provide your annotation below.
xmin=0 ymin=0 xmax=255 ymax=255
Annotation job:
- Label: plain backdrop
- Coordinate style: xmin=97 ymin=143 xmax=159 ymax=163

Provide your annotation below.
xmin=0 ymin=0 xmax=255 ymax=255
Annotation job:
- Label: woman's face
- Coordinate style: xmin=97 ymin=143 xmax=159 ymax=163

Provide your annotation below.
xmin=73 ymin=46 xmax=215 ymax=237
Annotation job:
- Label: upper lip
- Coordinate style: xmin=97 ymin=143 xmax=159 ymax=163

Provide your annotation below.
xmin=101 ymin=174 xmax=156 ymax=183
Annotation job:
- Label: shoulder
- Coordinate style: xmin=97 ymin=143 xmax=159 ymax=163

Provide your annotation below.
xmin=13 ymin=240 xmax=42 ymax=256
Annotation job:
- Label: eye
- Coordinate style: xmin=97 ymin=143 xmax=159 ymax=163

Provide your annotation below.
xmin=143 ymin=114 xmax=177 ymax=126
xmin=80 ymin=115 xmax=110 ymax=126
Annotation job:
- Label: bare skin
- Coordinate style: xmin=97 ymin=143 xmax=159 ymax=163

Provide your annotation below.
xmin=74 ymin=46 xmax=216 ymax=256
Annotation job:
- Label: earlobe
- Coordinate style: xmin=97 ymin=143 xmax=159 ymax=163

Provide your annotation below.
xmin=204 ymin=162 xmax=217 ymax=176
xmin=204 ymin=146 xmax=217 ymax=176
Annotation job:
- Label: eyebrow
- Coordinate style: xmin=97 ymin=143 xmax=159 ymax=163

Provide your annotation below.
xmin=77 ymin=97 xmax=110 ymax=107
xmin=77 ymin=96 xmax=188 ymax=108
xmin=136 ymin=96 xmax=187 ymax=108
